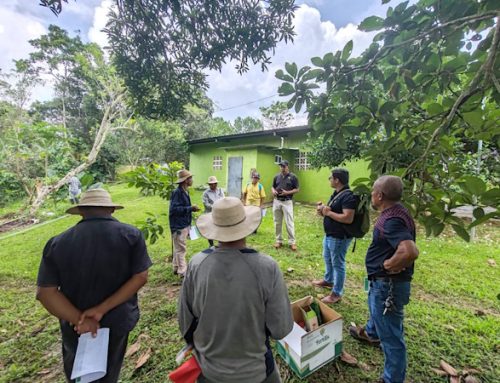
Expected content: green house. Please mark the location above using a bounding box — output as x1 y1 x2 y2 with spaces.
188 126 369 203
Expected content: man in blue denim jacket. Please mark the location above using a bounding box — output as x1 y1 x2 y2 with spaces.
349 175 419 383
169 169 200 277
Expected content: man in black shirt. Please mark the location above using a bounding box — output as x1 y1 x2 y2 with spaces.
36 188 152 383
313 168 356 304
349 176 419 383
271 160 300 250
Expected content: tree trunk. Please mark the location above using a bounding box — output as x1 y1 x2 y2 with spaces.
29 104 114 216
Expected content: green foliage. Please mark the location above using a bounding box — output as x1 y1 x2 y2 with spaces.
127 162 184 201
137 213 167 244
100 0 297 118
276 0 500 239
233 116 264 133
260 101 294 129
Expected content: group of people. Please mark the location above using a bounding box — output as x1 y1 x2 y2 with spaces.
36 161 419 383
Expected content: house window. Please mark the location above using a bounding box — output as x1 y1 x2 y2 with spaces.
213 156 223 170
295 151 311 171
274 154 282 164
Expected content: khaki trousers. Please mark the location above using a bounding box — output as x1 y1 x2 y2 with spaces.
172 226 189 275
273 199 296 245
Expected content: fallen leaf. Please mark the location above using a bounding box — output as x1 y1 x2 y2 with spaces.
286 267 294 273
37 369 51 375
487 259 496 267
126 341 141 358
340 351 357 366
431 368 448 376
135 348 151 370
449 376 460 383
464 376 480 383
440 360 458 376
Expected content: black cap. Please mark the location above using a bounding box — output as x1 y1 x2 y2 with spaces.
279 160 289 167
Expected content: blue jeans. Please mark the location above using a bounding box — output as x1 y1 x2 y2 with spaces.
365 279 411 383
322 236 352 296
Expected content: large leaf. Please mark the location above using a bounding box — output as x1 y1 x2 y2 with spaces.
462 176 486 196
285 62 298 78
480 188 500 205
468 211 500 228
452 224 470 242
359 16 384 32
462 111 483 128
379 101 398 115
275 69 294 82
311 56 323 67
278 82 295 96
342 40 353 62
426 103 443 115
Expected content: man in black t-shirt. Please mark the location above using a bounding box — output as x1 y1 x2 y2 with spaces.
36 189 152 383
271 160 300 250
313 168 356 304
349 176 419 383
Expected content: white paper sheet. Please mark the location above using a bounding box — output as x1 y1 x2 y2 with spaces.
261 208 267 217
71 328 109 383
189 225 200 240
280 322 306 357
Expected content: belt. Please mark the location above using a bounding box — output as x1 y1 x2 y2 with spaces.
368 276 411 282
276 197 292 201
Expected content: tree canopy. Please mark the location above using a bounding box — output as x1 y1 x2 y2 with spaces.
277 0 499 239
40 0 297 119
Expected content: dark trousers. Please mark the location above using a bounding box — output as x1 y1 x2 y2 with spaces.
208 239 214 247
61 325 129 383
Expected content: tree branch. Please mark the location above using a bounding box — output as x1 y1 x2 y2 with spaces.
404 15 500 176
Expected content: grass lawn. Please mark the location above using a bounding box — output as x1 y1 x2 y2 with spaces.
0 183 499 382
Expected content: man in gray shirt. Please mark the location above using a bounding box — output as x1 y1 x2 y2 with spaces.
178 197 293 383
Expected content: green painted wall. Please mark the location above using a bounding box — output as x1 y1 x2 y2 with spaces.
189 129 370 202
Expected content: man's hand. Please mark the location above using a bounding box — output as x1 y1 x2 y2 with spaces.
191 205 200 212
383 240 419 273
79 305 106 325
321 205 331 217
75 317 100 337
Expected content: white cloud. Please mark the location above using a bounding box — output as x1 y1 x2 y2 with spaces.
207 4 375 121
88 0 114 49
0 6 46 73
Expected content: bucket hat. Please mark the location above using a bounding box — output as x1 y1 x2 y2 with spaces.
175 169 193 184
207 176 219 184
66 188 123 214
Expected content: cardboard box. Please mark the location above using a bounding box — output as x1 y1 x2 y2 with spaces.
277 296 343 378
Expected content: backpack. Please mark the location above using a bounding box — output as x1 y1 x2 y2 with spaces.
328 189 370 242
246 182 263 192
343 192 370 239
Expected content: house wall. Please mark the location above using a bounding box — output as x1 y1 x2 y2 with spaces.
189 130 370 203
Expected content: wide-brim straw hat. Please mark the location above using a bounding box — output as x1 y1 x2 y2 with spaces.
207 176 219 184
175 169 193 184
196 197 261 242
66 188 124 214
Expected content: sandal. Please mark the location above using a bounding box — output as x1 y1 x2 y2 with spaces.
349 325 381 347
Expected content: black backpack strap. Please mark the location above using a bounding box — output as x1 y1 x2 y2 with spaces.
351 238 357 253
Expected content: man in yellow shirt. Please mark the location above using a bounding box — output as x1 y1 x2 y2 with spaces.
242 173 266 207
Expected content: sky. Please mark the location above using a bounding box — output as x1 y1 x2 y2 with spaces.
0 0 397 122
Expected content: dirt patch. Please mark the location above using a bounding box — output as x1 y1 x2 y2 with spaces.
0 217 34 234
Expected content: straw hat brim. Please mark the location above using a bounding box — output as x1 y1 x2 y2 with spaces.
66 203 124 215
196 205 262 242
175 175 193 184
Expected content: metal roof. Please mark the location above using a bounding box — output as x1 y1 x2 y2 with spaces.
188 125 312 145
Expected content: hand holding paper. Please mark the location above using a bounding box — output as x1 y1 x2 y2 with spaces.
71 328 109 383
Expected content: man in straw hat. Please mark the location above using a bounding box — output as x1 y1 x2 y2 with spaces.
178 197 294 383
202 176 225 247
36 188 152 382
169 169 200 277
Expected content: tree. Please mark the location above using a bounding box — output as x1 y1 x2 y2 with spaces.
277 0 499 240
260 101 293 129
233 116 264 133
29 25 87 135
29 44 131 214
39 0 297 119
